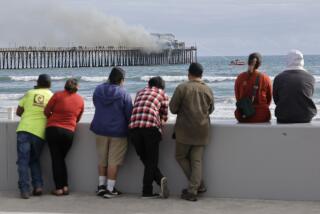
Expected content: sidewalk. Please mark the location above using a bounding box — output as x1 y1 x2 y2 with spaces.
0 191 320 214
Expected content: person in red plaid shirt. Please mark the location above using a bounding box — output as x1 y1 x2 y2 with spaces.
129 76 169 199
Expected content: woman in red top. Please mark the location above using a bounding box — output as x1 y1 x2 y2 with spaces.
234 53 272 123
44 78 84 196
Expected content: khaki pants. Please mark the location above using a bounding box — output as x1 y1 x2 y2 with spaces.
175 142 204 195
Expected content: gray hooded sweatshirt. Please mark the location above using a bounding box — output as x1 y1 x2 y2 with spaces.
273 50 317 123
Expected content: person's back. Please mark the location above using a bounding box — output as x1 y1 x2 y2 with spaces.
91 67 132 199
170 80 214 145
45 90 84 132
17 84 53 139
170 63 214 202
234 53 272 123
16 74 52 199
273 50 317 123
90 81 132 137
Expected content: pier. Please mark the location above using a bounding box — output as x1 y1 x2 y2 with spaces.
0 46 197 69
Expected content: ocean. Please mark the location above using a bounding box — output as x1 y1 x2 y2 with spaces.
1 55 320 121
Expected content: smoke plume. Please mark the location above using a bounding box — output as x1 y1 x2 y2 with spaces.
0 0 160 51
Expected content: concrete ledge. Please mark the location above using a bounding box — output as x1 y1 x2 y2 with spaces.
1 121 320 200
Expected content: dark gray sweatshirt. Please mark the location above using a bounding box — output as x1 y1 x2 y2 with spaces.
273 69 317 123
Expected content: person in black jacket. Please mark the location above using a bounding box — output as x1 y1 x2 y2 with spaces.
273 50 317 123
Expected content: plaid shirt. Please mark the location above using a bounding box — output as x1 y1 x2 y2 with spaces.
129 86 169 132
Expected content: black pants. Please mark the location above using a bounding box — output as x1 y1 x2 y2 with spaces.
129 128 164 195
46 127 74 189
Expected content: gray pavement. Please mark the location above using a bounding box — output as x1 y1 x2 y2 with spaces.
0 191 320 214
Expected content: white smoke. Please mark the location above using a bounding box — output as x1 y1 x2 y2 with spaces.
0 0 161 51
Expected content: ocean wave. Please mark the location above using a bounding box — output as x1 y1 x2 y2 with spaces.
81 76 108 82
8 76 72 81
140 75 237 83
0 93 24 100
4 75 320 84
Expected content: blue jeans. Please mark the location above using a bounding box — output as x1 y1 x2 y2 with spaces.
16 131 45 193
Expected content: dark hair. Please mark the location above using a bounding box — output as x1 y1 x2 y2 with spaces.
108 67 125 85
188 62 203 77
64 78 78 93
148 76 165 90
36 74 51 88
248 52 262 69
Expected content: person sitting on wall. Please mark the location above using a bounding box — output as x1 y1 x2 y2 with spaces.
90 67 133 199
16 74 53 199
44 78 84 196
273 50 317 123
129 76 170 199
234 53 272 123
169 63 214 202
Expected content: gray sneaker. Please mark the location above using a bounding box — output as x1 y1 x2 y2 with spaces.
181 191 197 202
160 177 169 199
20 192 30 199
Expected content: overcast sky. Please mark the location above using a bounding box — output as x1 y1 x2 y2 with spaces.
2 0 320 56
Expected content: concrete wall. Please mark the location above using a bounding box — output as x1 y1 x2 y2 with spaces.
1 121 320 200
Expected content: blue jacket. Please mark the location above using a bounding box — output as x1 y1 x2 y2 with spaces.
90 82 133 137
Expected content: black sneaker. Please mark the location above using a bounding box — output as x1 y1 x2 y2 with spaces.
141 193 160 199
96 185 106 196
198 184 207 194
103 188 122 199
181 191 197 202
111 188 122 196
160 177 169 199
182 186 206 195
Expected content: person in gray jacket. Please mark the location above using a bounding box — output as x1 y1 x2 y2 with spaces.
273 50 317 123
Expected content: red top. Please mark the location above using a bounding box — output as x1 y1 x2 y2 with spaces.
234 71 272 123
44 90 84 132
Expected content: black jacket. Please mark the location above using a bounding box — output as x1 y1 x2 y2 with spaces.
273 69 317 123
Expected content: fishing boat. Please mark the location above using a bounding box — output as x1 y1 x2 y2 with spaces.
229 59 245 66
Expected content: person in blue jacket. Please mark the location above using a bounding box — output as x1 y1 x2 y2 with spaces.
90 67 133 199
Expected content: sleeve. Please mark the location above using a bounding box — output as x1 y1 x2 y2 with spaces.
208 89 215 114
124 92 133 124
265 75 273 105
160 93 169 122
18 93 28 107
169 86 182 114
311 75 315 95
76 99 85 123
44 93 58 118
234 76 241 101
92 87 98 107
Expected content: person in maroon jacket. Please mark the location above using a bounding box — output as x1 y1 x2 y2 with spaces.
44 78 84 196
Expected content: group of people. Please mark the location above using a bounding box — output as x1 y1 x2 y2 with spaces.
15 49 317 202
16 63 214 202
235 50 316 123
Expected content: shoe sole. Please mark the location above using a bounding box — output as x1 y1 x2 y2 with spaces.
96 191 106 197
160 177 169 199
103 194 115 199
181 194 197 202
141 195 160 199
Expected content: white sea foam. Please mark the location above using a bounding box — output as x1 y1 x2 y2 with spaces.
140 75 237 83
9 76 72 81
0 94 24 100
6 75 320 84
81 76 107 82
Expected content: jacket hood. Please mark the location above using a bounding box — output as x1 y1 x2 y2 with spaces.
285 50 306 72
95 83 124 105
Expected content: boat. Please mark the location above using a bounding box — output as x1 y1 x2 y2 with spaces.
229 59 245 66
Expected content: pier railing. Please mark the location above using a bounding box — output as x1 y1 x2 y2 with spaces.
0 46 197 69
